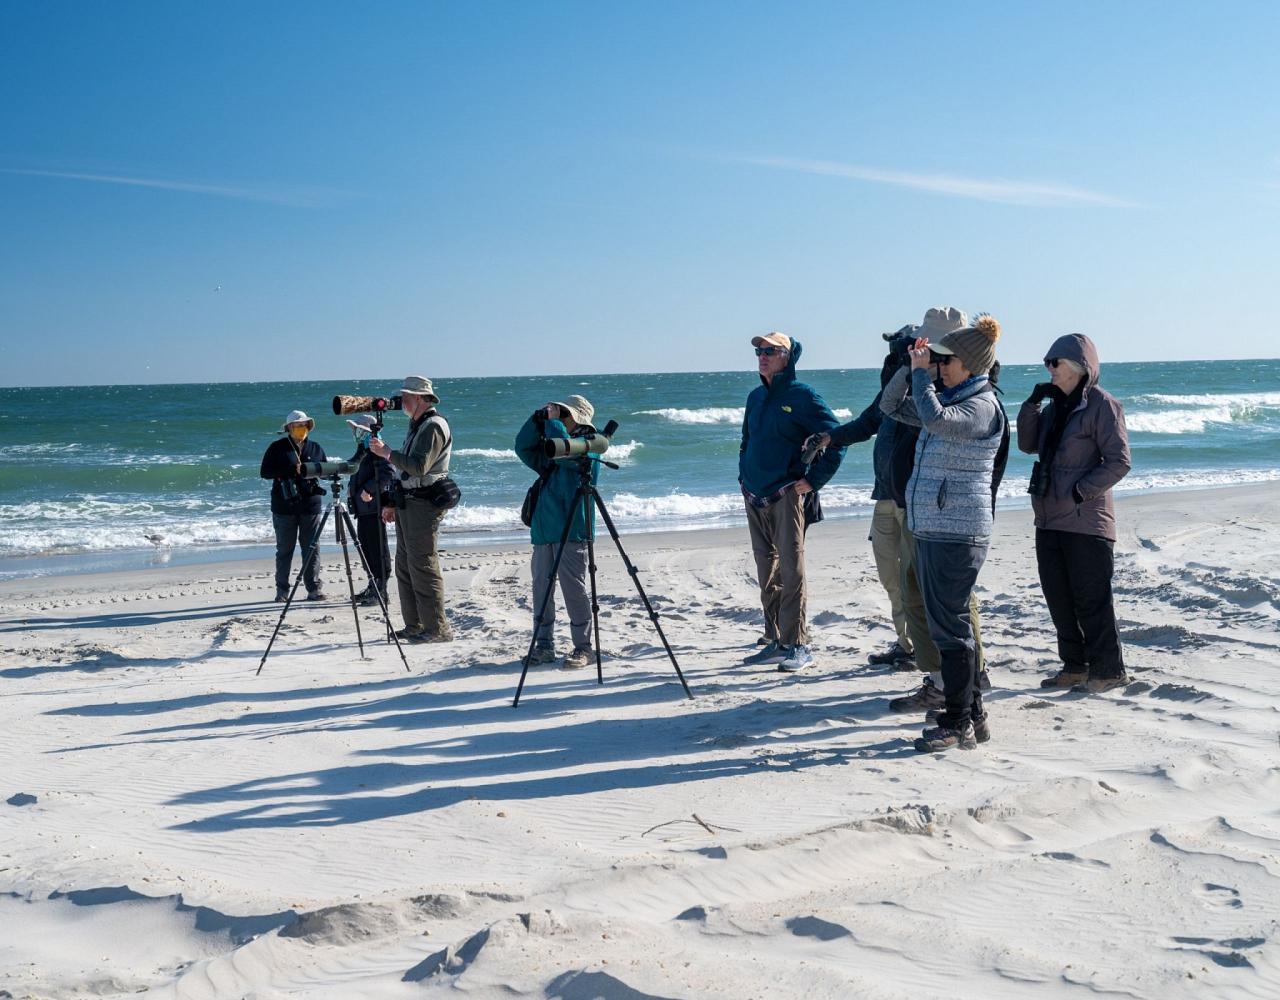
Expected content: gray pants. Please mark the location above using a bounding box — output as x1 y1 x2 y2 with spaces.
394 498 448 635
745 491 808 647
915 537 990 727
870 499 911 651
273 511 324 593
531 541 592 651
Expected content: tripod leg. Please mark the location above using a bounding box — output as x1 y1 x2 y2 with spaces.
514 483 585 708
256 505 332 676
585 531 603 686
334 505 366 658
590 488 693 699
339 506 411 672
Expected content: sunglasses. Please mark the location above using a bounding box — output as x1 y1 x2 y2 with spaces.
929 353 955 366
754 346 788 357
1046 358 1063 368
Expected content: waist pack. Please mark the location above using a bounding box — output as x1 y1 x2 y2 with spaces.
403 477 462 510
520 477 544 527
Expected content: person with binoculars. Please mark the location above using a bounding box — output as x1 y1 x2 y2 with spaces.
1018 334 1131 694
368 376 456 643
514 394 601 670
260 409 328 602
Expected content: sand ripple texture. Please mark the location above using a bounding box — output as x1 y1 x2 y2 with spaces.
1 483 1278 998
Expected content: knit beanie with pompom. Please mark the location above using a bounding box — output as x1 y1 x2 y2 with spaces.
936 315 1000 376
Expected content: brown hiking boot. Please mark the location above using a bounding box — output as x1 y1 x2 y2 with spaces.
1078 674 1129 694
1040 668 1087 689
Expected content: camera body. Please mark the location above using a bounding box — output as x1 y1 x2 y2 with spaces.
881 324 919 365
1027 461 1051 498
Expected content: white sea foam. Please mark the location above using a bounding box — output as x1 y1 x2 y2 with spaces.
1129 391 1280 407
453 440 643 463
1125 407 1236 434
636 407 854 425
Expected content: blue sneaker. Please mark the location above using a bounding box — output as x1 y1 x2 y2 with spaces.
778 644 813 673
742 640 786 665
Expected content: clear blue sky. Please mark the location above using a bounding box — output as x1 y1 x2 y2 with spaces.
3 1 1278 386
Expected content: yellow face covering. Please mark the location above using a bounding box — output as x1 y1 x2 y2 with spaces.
288 426 309 442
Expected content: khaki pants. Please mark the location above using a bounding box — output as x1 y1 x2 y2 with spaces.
394 497 449 635
870 499 912 652
745 491 808 647
896 505 984 674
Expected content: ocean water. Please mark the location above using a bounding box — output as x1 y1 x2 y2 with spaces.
2 360 1277 579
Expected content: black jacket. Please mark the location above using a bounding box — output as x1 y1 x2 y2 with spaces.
347 446 396 518
260 437 327 515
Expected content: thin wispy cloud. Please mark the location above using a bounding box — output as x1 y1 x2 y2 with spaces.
1 167 355 208
732 154 1139 209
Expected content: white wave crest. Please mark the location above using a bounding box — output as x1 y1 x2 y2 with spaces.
636 407 853 425
1129 391 1280 407
453 448 520 461
1125 407 1236 434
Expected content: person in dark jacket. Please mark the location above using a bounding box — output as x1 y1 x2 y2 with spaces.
811 326 918 668
739 332 845 674
514 394 601 670
345 414 395 606
259 409 327 602
880 316 1008 752
1019 333 1131 694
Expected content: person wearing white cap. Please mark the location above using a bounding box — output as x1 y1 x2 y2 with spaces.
369 376 455 642
345 414 395 605
259 410 328 601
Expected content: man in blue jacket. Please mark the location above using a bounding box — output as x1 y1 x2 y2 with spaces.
515 394 600 670
739 333 844 673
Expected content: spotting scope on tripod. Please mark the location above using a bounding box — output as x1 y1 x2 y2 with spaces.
513 418 693 707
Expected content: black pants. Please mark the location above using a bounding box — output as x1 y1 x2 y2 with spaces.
1035 529 1125 678
355 512 390 589
915 538 988 728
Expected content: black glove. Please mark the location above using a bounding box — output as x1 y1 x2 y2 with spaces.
1026 382 1054 406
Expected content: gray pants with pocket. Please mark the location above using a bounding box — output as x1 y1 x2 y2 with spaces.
273 511 324 593
531 541 592 651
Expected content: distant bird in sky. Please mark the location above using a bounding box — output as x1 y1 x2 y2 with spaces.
214 284 222 292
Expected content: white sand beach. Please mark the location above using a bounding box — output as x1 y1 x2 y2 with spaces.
2 484 1278 999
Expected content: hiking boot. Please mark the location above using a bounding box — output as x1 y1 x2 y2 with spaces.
868 641 912 666
358 588 386 607
306 590 327 602
1077 673 1129 694
892 653 919 672
778 644 813 673
562 646 593 670
756 634 772 646
522 645 556 667
889 678 945 713
743 640 787 666
274 588 288 602
421 629 454 644
395 626 425 642
914 721 977 752
926 709 991 744
1040 668 1087 689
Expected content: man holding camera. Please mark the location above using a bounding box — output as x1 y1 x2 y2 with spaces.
369 376 454 643
514 395 599 669
260 409 328 602
739 332 845 674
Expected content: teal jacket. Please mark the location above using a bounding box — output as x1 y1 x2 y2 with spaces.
515 414 598 545
739 339 845 497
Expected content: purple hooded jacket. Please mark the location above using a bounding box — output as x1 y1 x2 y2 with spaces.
1016 333 1131 541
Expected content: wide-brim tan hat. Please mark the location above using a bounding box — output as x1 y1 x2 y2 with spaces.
751 331 792 351
400 375 440 405
550 394 595 429
918 307 968 343
279 409 315 432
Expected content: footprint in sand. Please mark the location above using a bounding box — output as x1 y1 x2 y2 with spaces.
1194 882 1243 910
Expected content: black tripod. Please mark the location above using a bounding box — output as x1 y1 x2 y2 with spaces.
256 473 410 675
513 457 693 706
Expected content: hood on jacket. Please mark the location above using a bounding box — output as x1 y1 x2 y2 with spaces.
759 337 804 388
1044 333 1101 389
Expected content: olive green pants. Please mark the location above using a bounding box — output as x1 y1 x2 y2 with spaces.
394 498 449 635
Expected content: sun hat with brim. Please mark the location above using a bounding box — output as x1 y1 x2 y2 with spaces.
917 306 968 343
346 414 379 432
750 331 792 351
399 375 440 405
279 410 315 432
550 394 596 429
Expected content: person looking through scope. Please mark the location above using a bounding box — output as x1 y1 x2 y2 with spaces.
514 394 602 670
259 409 327 602
368 376 457 643
345 413 395 607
